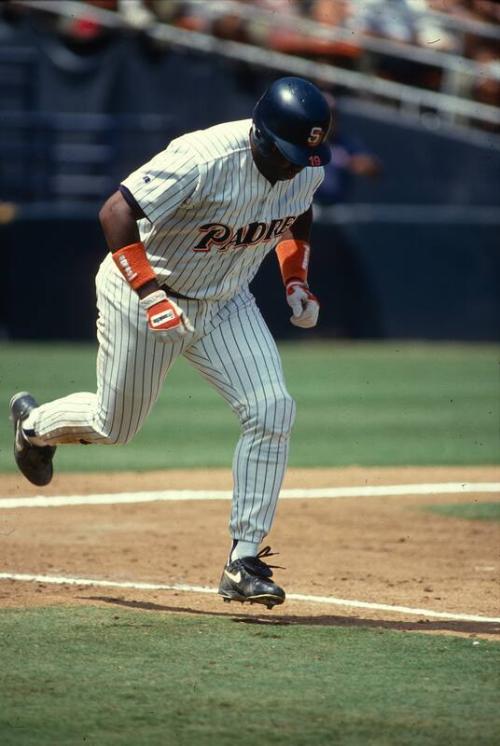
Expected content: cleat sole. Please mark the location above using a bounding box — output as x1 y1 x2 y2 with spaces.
219 591 284 608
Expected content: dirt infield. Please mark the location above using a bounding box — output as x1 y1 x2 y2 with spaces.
1 466 499 639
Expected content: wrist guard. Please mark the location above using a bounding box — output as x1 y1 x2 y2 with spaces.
276 239 310 285
112 241 156 291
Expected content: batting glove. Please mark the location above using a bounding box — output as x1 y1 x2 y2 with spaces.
139 290 194 339
286 280 320 329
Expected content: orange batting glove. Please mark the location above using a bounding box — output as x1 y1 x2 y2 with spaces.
286 280 320 329
139 290 194 340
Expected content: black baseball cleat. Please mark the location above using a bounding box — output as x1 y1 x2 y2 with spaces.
10 392 56 486
218 546 285 610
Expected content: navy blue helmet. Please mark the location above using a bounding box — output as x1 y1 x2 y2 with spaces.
252 77 332 167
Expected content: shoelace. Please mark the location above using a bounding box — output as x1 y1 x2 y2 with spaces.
254 546 285 572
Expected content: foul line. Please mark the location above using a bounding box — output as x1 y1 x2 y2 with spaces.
1 572 499 624
0 482 499 509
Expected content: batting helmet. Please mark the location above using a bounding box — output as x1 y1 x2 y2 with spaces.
252 77 332 167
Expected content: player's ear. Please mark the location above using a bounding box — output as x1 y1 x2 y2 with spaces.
252 125 277 157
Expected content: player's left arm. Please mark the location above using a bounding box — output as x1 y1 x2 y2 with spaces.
275 206 319 329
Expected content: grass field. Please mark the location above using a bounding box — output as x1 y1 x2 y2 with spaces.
0 341 498 472
1 607 499 746
1 340 499 745
426 502 500 521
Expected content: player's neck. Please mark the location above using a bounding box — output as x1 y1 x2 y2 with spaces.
249 131 278 185
252 155 279 186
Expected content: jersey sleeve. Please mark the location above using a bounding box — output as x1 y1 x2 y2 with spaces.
312 166 326 193
120 142 199 223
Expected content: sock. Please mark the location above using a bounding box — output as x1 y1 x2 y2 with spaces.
23 411 37 431
230 540 259 562
20 417 46 448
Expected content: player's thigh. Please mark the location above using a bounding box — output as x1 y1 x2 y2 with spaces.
183 295 294 423
95 269 182 430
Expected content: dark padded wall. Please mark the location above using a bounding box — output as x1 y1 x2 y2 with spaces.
1 23 499 341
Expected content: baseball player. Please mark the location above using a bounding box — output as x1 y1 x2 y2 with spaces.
10 76 332 609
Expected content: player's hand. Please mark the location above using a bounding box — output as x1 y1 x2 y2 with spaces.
139 290 194 339
286 280 319 329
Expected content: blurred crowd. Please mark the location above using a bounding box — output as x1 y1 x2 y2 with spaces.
2 0 500 118
143 0 500 111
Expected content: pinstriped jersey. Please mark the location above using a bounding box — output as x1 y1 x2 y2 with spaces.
121 119 324 301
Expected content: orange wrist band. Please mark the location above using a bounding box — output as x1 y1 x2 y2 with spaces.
112 242 156 291
276 239 310 285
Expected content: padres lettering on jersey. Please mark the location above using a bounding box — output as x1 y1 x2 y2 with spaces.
193 216 297 252
121 119 323 301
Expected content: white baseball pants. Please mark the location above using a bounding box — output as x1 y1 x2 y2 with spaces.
28 258 296 543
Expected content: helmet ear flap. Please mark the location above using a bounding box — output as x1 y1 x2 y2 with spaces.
252 125 276 158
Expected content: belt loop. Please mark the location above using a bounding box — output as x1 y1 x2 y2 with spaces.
161 284 190 301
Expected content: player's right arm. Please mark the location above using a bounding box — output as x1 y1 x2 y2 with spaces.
99 144 199 338
99 189 193 337
99 189 158 300
99 189 143 254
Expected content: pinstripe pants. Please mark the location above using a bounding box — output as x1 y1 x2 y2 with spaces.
30 257 296 543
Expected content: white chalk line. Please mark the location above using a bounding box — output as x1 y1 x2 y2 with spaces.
1 484 498 624
1 571 499 624
0 482 499 509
